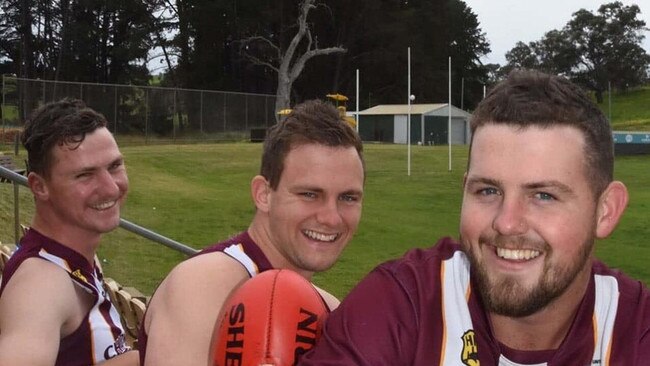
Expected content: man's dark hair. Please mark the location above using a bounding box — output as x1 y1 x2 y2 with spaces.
470 69 613 197
21 98 108 176
261 99 364 190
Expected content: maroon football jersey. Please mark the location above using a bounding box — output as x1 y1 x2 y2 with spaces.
0 229 129 366
300 237 650 366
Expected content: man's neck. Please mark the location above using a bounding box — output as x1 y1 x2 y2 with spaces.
246 217 314 281
489 265 592 351
30 215 100 265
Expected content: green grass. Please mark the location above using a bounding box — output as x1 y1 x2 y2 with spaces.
3 143 648 299
600 85 650 131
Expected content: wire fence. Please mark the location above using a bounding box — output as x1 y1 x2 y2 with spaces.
1 76 277 147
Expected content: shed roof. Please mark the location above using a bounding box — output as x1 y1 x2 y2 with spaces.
357 103 471 118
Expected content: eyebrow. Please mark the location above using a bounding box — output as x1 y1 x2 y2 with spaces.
524 181 575 196
292 185 363 196
465 176 575 196
72 156 124 175
465 176 500 188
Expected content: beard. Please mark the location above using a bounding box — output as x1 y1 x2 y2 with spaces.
462 233 594 317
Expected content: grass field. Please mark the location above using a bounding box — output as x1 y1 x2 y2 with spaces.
2 142 649 299
601 86 650 131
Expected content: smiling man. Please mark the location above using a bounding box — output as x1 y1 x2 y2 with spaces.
0 99 138 365
139 99 365 366
299 70 650 365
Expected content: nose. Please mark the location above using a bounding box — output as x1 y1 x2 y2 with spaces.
98 169 123 197
492 196 528 236
316 199 344 228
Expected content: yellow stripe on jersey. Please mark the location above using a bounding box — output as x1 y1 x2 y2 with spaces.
592 274 619 366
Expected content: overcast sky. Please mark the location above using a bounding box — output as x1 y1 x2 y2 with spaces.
461 0 650 66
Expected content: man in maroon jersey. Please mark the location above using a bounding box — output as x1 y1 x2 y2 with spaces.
139 100 365 366
299 70 649 365
0 99 138 365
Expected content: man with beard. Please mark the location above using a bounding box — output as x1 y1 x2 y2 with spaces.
298 70 650 365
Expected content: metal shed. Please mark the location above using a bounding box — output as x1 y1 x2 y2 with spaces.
356 103 472 145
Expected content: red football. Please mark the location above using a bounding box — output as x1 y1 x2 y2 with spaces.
210 269 329 366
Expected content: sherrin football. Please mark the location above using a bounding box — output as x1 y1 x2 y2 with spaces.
210 269 329 366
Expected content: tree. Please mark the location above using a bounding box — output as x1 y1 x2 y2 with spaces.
239 0 346 117
291 0 490 110
568 2 649 101
503 1 649 103
0 0 155 84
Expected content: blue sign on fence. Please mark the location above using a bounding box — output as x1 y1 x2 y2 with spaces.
613 132 650 144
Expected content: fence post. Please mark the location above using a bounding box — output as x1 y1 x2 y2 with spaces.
13 133 20 243
173 89 177 142
114 86 118 136
223 93 227 132
2 75 5 141
200 90 204 136
145 88 149 145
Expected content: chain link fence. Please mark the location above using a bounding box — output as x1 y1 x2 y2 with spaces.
1 76 277 147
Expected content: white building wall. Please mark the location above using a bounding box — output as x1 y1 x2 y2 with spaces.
451 118 466 144
393 115 407 144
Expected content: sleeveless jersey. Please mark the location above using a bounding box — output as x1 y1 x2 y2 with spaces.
300 237 650 366
138 231 274 364
0 229 129 366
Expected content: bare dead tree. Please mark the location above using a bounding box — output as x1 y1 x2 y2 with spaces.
240 0 346 121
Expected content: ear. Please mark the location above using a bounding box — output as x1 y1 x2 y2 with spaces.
251 175 271 213
27 172 49 201
595 181 629 239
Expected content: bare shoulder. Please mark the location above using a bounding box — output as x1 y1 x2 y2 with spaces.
1 257 77 313
0 258 78 364
148 252 250 316
143 252 251 366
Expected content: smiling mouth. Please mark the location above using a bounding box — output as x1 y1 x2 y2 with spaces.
496 247 541 260
303 229 339 242
91 200 118 211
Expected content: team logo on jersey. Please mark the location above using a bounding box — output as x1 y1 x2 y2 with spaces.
461 330 480 366
71 269 88 283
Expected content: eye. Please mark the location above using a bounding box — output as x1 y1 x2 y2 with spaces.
534 192 556 201
477 187 500 196
109 161 124 170
339 194 359 203
75 172 92 179
300 192 317 199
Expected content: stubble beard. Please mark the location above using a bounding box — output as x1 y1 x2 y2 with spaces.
463 233 594 318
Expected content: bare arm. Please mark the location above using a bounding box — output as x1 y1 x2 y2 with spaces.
0 259 75 366
98 350 140 366
143 253 248 366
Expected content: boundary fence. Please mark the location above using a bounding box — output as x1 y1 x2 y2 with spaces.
1 76 277 145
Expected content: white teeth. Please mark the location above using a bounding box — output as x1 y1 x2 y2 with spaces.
92 201 117 210
496 248 541 260
303 230 338 242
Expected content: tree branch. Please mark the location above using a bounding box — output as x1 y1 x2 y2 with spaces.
245 54 280 73
241 36 281 60
289 46 346 81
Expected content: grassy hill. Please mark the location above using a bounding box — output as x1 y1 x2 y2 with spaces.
600 85 650 131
